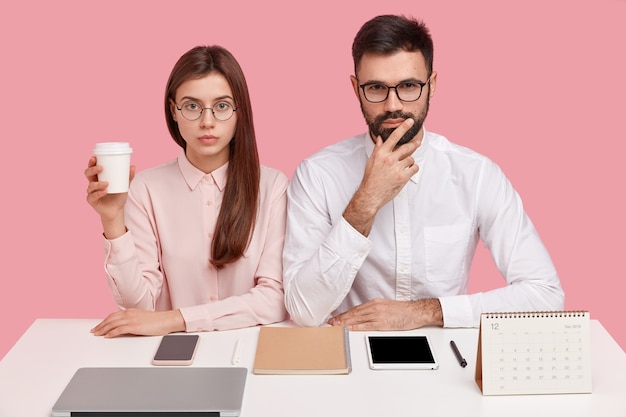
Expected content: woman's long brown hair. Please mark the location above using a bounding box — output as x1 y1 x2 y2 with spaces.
164 45 260 269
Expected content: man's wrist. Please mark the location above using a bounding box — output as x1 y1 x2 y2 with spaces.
343 191 379 237
412 298 444 327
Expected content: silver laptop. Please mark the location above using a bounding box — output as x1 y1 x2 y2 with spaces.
52 367 247 416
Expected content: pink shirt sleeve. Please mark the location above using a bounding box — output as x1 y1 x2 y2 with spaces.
103 155 288 331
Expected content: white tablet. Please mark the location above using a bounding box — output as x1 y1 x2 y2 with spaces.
365 335 439 370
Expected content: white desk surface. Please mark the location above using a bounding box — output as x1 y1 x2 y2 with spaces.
0 319 624 417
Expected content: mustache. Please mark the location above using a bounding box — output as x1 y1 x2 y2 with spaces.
374 111 414 124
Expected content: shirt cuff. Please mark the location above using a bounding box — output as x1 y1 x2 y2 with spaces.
103 230 135 264
327 217 373 264
179 305 213 333
438 294 476 328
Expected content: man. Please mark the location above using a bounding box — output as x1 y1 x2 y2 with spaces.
283 14 564 330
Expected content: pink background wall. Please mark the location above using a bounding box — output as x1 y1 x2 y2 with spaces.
1 0 624 359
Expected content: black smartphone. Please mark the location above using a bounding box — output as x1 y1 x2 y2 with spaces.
152 334 200 366
366 335 439 370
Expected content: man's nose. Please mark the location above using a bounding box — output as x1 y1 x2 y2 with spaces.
383 88 403 113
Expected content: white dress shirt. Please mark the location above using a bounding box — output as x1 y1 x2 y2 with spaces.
283 130 564 328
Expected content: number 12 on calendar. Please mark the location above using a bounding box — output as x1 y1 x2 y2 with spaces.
475 311 592 396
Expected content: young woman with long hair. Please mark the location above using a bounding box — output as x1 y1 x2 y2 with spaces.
84 45 288 337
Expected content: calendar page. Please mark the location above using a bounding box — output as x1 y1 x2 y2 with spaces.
475 311 592 396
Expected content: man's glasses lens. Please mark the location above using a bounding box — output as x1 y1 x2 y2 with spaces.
360 81 426 103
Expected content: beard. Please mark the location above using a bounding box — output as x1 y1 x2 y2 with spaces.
361 96 430 146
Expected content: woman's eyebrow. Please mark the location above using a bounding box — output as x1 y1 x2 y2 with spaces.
179 94 234 103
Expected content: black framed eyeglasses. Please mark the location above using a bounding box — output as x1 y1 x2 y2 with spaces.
175 99 237 121
358 79 429 103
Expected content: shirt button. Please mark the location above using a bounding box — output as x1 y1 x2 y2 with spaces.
209 296 217 302
206 200 212 206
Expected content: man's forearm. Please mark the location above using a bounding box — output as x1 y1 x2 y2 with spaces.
410 298 444 327
343 189 379 237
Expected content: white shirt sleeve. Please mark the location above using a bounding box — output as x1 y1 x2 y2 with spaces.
283 160 373 326
439 158 564 327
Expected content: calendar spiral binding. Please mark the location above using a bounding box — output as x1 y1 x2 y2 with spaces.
483 310 589 319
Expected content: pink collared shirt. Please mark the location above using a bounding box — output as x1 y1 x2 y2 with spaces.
103 153 288 331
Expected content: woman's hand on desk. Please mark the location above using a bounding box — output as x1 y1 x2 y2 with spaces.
91 308 186 338
327 298 444 331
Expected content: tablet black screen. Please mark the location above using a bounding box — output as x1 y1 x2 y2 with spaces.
368 336 435 364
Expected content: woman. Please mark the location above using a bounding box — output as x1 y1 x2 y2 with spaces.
85 45 288 337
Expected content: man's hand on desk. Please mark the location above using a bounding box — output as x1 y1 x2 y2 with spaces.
327 298 444 331
91 308 185 338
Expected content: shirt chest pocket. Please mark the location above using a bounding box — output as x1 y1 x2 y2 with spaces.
424 224 470 282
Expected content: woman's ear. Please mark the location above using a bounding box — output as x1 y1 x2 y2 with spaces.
169 99 178 122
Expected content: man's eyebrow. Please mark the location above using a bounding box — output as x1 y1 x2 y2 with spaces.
361 77 426 85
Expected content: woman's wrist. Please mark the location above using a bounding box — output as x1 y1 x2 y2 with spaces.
168 309 186 333
102 217 127 240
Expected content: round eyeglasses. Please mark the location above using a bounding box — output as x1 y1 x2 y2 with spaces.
358 79 429 103
175 100 237 122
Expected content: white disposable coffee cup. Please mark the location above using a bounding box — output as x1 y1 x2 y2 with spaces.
93 142 133 194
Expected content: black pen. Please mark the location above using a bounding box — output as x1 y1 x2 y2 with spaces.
450 340 467 368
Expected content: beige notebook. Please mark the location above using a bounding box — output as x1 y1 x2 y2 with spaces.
253 326 351 375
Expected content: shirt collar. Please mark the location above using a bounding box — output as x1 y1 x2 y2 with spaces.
177 152 228 191
362 128 429 184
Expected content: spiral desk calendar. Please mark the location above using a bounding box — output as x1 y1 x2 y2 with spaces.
475 311 592 395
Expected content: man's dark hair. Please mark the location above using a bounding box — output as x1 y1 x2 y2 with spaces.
352 14 434 75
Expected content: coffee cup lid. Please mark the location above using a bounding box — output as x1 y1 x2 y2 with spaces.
93 142 133 155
